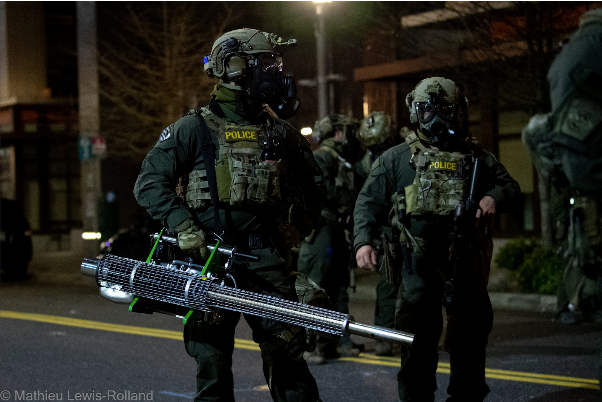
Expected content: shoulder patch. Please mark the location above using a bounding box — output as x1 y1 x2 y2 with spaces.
559 97 602 142
159 125 172 142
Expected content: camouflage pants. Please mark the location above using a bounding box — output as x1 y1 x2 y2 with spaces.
394 248 493 402
184 247 320 402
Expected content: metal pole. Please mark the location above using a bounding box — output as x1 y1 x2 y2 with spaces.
315 3 328 120
77 2 102 256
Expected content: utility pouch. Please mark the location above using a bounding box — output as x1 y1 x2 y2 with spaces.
381 234 401 286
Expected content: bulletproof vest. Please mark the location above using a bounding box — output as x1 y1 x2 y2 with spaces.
176 107 286 210
404 148 470 216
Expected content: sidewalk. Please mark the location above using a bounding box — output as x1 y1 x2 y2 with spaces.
350 268 557 313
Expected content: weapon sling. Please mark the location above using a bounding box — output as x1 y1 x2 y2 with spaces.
197 113 223 235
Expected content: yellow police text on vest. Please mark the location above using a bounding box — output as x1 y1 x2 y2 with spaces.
429 161 457 171
225 131 257 141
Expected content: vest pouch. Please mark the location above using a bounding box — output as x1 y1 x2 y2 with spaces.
228 160 284 207
216 160 232 202
230 175 248 206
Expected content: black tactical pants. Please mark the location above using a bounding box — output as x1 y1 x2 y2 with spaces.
297 218 352 353
394 248 493 402
375 262 399 329
184 247 321 402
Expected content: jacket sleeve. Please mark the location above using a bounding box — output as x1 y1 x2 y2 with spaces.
483 152 523 214
283 125 326 236
353 156 393 252
133 119 200 231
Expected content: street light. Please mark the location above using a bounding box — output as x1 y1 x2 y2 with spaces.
301 127 313 136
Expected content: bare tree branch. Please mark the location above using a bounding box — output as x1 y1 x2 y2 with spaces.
98 2 241 159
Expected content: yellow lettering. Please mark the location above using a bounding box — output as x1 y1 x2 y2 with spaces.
428 160 458 171
225 130 258 141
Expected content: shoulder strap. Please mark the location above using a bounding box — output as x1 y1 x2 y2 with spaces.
195 110 223 235
404 133 427 156
199 107 227 133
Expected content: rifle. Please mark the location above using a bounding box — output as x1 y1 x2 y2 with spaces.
82 232 415 346
442 156 491 352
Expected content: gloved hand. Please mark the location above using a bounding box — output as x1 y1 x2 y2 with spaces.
175 218 209 260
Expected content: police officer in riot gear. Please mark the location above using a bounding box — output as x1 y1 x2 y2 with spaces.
356 111 399 357
354 77 521 402
134 28 325 402
298 114 364 364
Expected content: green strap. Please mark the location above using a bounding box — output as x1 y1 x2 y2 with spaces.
146 228 164 264
200 240 221 276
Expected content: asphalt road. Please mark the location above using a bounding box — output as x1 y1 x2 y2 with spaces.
1 252 601 402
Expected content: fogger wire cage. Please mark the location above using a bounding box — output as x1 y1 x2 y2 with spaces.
91 254 349 335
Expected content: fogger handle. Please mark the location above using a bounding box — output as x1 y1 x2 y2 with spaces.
151 234 260 261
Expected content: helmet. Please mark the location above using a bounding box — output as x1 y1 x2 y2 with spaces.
204 28 299 118
405 77 468 146
358 111 392 147
204 28 295 89
313 114 356 142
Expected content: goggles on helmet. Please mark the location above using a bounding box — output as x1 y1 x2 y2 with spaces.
416 101 456 124
254 53 283 74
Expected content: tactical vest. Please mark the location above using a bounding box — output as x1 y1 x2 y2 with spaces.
176 108 286 210
403 134 470 216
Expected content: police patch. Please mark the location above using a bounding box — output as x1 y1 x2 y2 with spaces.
224 130 258 142
159 126 172 142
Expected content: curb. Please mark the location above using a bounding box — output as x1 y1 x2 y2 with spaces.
350 282 557 313
489 292 557 313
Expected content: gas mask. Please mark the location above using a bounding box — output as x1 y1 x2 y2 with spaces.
415 97 464 147
250 54 300 119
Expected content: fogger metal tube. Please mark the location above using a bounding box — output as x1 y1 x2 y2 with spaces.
82 255 414 346
348 322 414 345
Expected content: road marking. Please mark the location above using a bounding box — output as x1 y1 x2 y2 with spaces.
0 310 259 350
340 355 600 390
1 310 598 389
